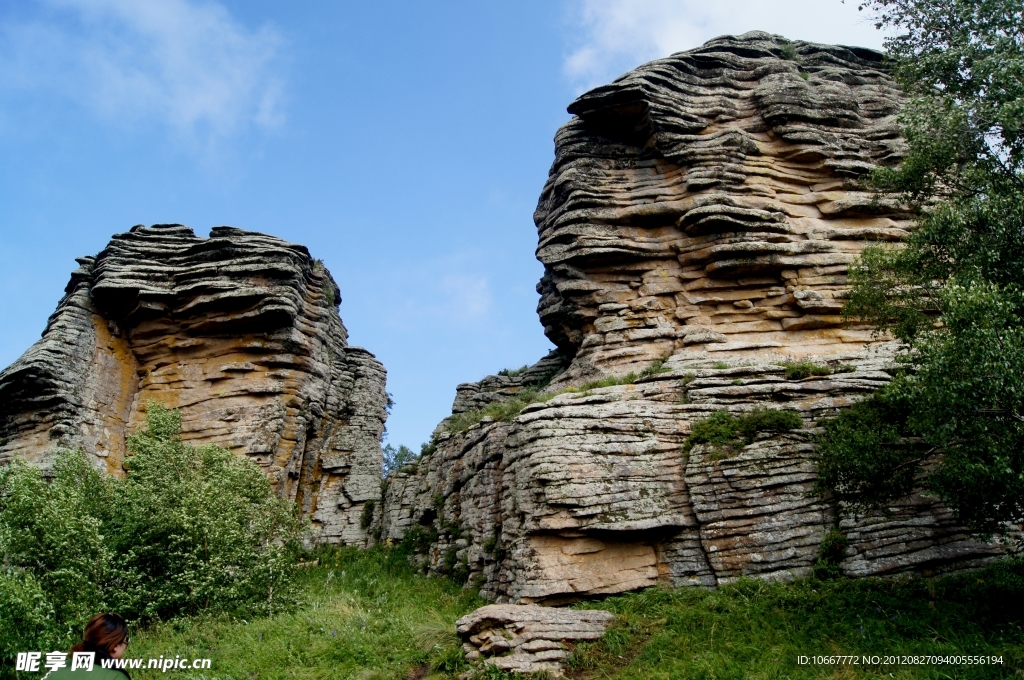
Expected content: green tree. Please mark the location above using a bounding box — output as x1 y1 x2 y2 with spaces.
109 404 305 620
818 0 1024 535
0 453 112 655
0 404 305 666
382 443 417 477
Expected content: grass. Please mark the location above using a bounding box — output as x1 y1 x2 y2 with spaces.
442 387 558 433
122 546 482 680
780 360 857 380
62 549 1024 680
682 408 803 457
567 559 1024 679
442 360 671 435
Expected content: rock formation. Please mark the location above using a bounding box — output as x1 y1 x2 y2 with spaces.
457 604 615 676
378 33 1005 603
0 225 387 544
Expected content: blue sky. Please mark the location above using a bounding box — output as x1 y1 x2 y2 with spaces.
0 0 888 450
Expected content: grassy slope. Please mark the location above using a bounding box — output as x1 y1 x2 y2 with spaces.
568 560 1024 679
119 551 1023 680
126 547 481 680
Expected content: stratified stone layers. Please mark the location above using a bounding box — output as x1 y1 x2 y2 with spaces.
0 225 387 544
379 33 1004 603
457 604 615 675
384 349 1002 603
535 32 911 381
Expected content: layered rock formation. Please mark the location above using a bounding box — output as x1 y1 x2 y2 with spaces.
379 33 1005 603
457 604 615 675
537 31 910 380
0 225 387 544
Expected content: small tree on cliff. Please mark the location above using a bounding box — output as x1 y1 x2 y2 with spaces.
818 0 1024 535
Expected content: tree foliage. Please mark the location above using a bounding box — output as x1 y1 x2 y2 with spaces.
0 404 305 664
382 443 417 477
819 0 1024 535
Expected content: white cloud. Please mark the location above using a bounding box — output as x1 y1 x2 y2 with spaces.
564 0 890 92
0 0 284 143
439 274 493 321
368 259 495 333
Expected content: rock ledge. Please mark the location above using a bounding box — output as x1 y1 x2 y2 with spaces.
457 604 615 676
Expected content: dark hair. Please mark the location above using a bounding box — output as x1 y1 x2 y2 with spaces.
71 613 128 656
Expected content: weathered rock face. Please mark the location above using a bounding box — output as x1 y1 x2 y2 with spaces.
0 225 387 544
457 604 615 676
379 33 1005 603
536 31 910 382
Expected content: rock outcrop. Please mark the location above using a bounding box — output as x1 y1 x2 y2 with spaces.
457 604 615 676
379 33 1005 603
536 31 910 381
0 225 387 544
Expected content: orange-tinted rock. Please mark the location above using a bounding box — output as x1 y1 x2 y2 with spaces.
0 224 387 544
534 31 911 383
378 33 1006 604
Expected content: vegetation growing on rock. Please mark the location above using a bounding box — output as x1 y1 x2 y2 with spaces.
683 408 804 457
821 0 1024 537
442 360 671 435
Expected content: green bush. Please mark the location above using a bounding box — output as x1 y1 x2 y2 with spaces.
814 386 921 512
683 408 803 457
360 499 377 530
813 527 849 580
0 452 113 657
781 360 834 380
0 404 305 665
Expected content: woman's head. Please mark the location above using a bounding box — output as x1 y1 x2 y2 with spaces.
72 613 129 659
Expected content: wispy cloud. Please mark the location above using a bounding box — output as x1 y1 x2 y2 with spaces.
563 0 888 92
368 257 495 333
0 0 284 145
439 274 493 321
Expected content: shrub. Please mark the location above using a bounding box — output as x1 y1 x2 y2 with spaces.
813 527 849 580
400 525 438 558
111 405 304 620
0 452 112 657
781 360 833 380
683 408 803 458
814 387 921 513
360 499 377 530
0 404 305 663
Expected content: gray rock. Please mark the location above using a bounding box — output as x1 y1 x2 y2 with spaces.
0 224 388 544
378 33 1006 605
457 604 614 677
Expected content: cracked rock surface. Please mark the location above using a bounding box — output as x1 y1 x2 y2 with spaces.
536 31 910 382
379 33 1006 604
456 604 615 676
0 224 388 544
